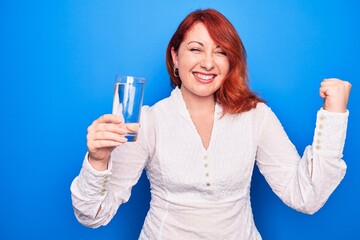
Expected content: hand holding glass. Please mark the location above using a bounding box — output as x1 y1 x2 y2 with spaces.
112 75 145 142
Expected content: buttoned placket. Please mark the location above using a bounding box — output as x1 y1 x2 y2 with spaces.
202 153 213 192
315 114 326 151
100 175 110 196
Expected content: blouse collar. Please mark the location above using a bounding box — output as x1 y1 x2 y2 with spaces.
170 87 223 121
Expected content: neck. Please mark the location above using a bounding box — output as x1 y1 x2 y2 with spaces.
180 89 216 115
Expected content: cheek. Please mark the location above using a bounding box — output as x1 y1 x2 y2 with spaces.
218 59 230 74
178 52 201 67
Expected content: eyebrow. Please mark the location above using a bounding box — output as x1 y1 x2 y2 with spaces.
187 41 222 48
187 41 204 46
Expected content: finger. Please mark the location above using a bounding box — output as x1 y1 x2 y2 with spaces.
321 78 339 87
93 114 122 124
320 79 351 94
319 83 331 98
319 87 327 98
88 139 126 150
87 131 128 146
91 131 127 142
319 78 344 97
87 130 126 147
91 122 128 135
126 123 140 132
342 81 352 90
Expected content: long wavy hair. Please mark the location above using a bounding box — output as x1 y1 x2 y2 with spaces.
166 9 264 114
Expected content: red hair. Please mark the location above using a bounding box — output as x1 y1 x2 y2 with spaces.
166 9 264 114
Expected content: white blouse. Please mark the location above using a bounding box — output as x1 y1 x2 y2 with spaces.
71 87 348 239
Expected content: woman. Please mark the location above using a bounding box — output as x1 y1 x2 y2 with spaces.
71 9 351 239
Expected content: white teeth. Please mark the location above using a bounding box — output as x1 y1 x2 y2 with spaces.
195 73 214 80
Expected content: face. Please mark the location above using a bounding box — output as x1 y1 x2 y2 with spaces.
171 22 230 101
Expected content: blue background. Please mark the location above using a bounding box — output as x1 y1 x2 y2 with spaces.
1 0 359 239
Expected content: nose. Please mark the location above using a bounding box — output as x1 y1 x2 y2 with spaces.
200 53 215 71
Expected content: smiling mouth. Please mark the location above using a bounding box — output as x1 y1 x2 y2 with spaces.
193 72 217 82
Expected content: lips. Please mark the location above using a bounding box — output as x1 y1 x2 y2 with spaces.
193 72 217 84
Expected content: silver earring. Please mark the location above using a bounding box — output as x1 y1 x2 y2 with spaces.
173 67 179 77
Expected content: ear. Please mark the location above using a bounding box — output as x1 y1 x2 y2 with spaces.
171 47 178 67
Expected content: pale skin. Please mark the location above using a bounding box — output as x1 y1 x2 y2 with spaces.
86 23 352 172
171 23 230 150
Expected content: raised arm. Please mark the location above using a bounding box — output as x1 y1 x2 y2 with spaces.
70 108 149 228
256 78 351 214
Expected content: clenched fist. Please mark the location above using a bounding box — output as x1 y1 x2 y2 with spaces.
320 78 351 113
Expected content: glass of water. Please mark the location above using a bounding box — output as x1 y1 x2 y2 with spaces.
112 75 145 141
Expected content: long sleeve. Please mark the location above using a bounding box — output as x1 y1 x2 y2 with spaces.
70 87 350 238
70 106 151 228
255 106 348 214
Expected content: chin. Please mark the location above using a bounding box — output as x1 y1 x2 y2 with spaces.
194 88 217 98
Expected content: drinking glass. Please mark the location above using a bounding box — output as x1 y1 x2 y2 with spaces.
112 75 145 141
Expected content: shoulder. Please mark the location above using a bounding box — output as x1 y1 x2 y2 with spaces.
246 102 273 117
144 95 173 115
242 102 281 127
140 91 175 121
221 102 275 125
144 88 181 115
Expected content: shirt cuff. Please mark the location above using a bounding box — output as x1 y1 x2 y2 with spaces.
77 152 113 198
312 108 349 158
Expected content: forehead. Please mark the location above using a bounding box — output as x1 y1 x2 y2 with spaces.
184 22 214 44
